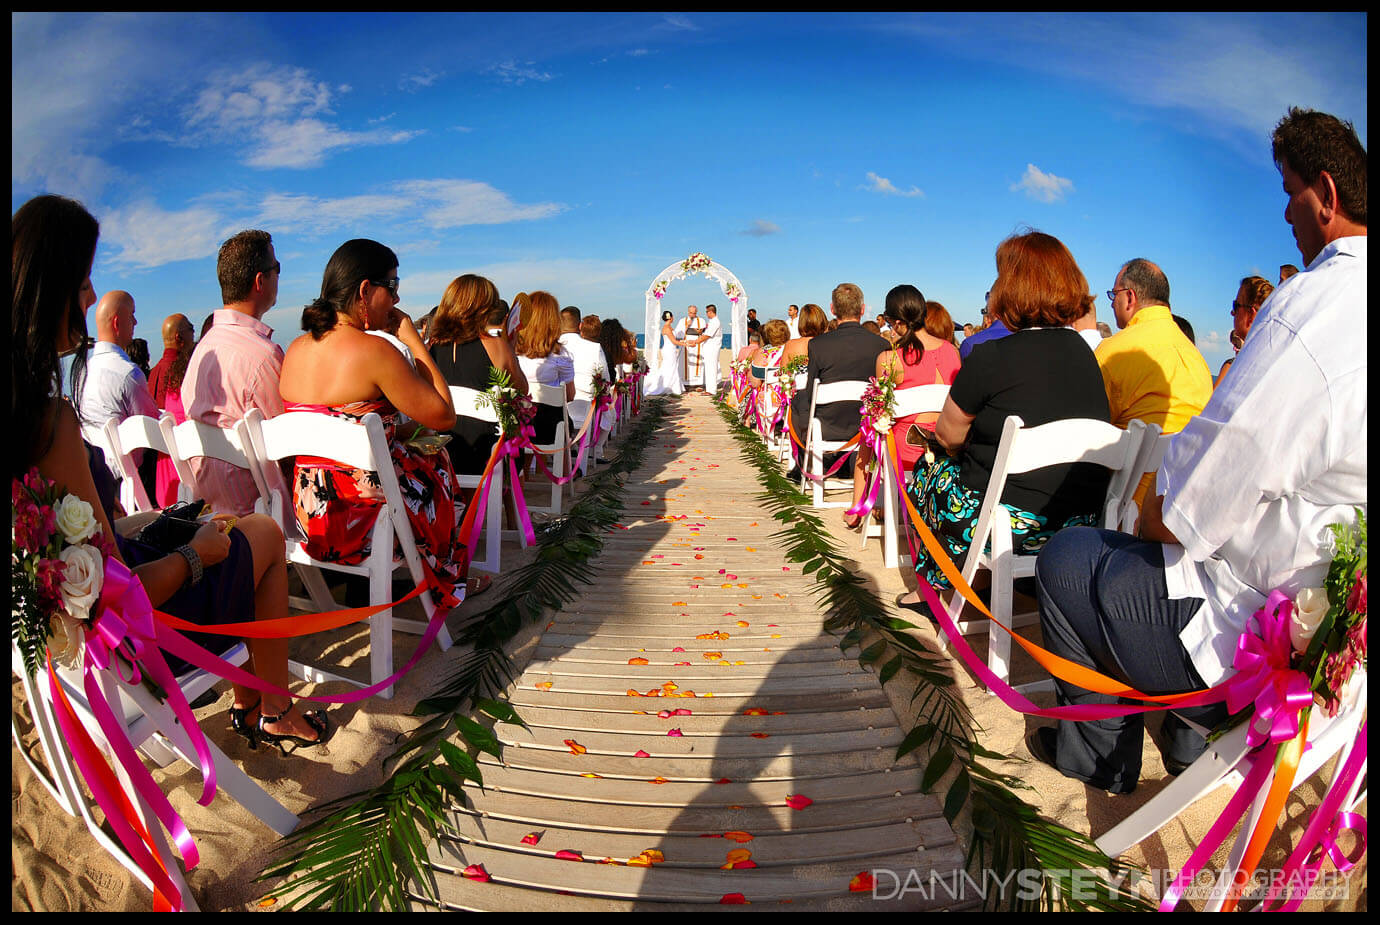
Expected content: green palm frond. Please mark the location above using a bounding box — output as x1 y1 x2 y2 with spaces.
714 399 1152 912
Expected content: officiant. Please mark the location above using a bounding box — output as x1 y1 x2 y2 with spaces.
675 305 707 389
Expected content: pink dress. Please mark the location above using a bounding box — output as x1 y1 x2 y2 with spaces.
885 341 961 473
155 390 186 507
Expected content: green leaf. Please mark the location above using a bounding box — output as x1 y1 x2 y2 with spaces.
476 697 527 729
921 743 955 791
858 639 887 664
438 740 484 786
896 724 937 759
878 654 902 685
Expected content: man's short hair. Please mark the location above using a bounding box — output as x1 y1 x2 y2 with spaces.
217 230 274 304
831 283 864 320
1172 314 1195 345
1119 258 1171 308
1272 107 1367 225
560 306 580 329
579 315 602 340
1280 263 1300 281
705 303 716 312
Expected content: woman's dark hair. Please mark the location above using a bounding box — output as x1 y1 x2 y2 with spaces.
302 238 398 340
599 318 627 379
661 310 673 323
884 284 928 365
12 195 101 475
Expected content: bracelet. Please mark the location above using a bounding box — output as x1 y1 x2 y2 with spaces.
174 544 204 588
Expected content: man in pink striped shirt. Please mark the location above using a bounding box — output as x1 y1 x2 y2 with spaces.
181 230 286 515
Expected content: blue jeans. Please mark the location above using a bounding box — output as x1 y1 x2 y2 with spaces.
1035 527 1226 793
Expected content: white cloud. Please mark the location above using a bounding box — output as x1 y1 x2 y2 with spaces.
662 14 699 31
1011 163 1074 203
101 200 229 270
743 220 781 237
184 64 420 169
486 61 555 85
400 68 442 91
864 171 924 198
394 179 564 228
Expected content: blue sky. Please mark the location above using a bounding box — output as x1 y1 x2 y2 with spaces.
12 12 1367 370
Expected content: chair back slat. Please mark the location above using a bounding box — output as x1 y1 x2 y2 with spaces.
448 386 501 426
892 383 949 418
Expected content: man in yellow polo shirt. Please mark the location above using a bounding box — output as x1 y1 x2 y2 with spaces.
1095 258 1213 512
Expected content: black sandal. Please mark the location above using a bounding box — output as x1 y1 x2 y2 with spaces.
258 702 330 753
229 698 261 750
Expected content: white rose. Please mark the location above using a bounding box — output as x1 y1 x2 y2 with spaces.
58 543 105 622
54 494 99 545
1290 587 1330 653
874 416 893 435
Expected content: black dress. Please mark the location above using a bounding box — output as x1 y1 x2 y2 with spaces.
87 441 250 676
431 338 500 475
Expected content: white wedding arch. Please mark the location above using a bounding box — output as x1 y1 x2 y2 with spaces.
643 253 748 361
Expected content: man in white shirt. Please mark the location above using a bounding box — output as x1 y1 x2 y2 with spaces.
1029 107 1367 794
78 290 160 489
700 304 723 394
675 305 706 389
559 310 608 428
786 304 800 339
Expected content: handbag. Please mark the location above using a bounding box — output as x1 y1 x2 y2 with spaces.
132 499 209 551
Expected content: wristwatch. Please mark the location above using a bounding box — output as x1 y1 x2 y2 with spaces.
174 544 204 588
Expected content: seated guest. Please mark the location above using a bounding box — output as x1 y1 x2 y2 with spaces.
428 274 527 477
148 313 197 505
599 318 636 382
561 313 608 428
279 238 485 610
1279 263 1299 284
78 290 160 490
127 337 151 378
752 319 793 434
897 231 1111 610
1031 107 1366 793
1095 258 1213 514
182 230 286 516
1216 275 1273 386
14 194 327 750
789 283 890 453
847 286 962 528
958 288 1011 361
736 329 763 364
922 301 958 350
776 303 827 375
515 290 576 444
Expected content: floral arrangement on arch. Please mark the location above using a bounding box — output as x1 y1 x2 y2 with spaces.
1285 510 1366 718
724 282 742 304
12 469 115 676
680 252 712 274
476 368 537 439
652 279 669 301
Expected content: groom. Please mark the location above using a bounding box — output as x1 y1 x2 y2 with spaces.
675 305 707 389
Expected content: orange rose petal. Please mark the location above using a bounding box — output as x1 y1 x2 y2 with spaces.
850 872 876 893
564 739 587 755
649 776 670 784
626 855 652 867
639 849 665 863
737 621 750 628
743 708 768 716
256 898 278 908
751 732 770 739
703 652 722 660
628 657 649 665
627 689 641 697
723 831 754 843
674 661 691 666
535 681 553 690
597 857 618 865
581 772 602 778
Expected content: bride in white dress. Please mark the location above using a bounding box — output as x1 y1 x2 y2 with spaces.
643 310 685 396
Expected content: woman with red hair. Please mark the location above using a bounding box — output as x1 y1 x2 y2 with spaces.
897 231 1112 613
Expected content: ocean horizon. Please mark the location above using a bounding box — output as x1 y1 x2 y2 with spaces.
636 334 732 350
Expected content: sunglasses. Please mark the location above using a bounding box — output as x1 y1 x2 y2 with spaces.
371 277 400 297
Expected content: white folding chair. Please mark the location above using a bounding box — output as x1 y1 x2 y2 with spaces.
103 413 175 514
941 415 1144 692
159 416 274 514
525 382 572 513
800 379 870 508
1097 672 1367 911
1116 422 1173 533
242 409 454 700
12 642 299 909
862 383 950 569
447 387 504 574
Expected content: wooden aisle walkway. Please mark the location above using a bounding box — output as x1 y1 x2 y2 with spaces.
421 394 971 910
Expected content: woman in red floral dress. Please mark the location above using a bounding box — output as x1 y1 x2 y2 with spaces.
279 239 487 611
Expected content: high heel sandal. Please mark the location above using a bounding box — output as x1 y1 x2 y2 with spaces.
257 701 331 753
229 698 261 750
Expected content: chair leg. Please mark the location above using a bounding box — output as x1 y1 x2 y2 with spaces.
369 564 394 700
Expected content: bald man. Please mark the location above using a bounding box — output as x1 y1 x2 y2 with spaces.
147 312 195 409
78 290 160 484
